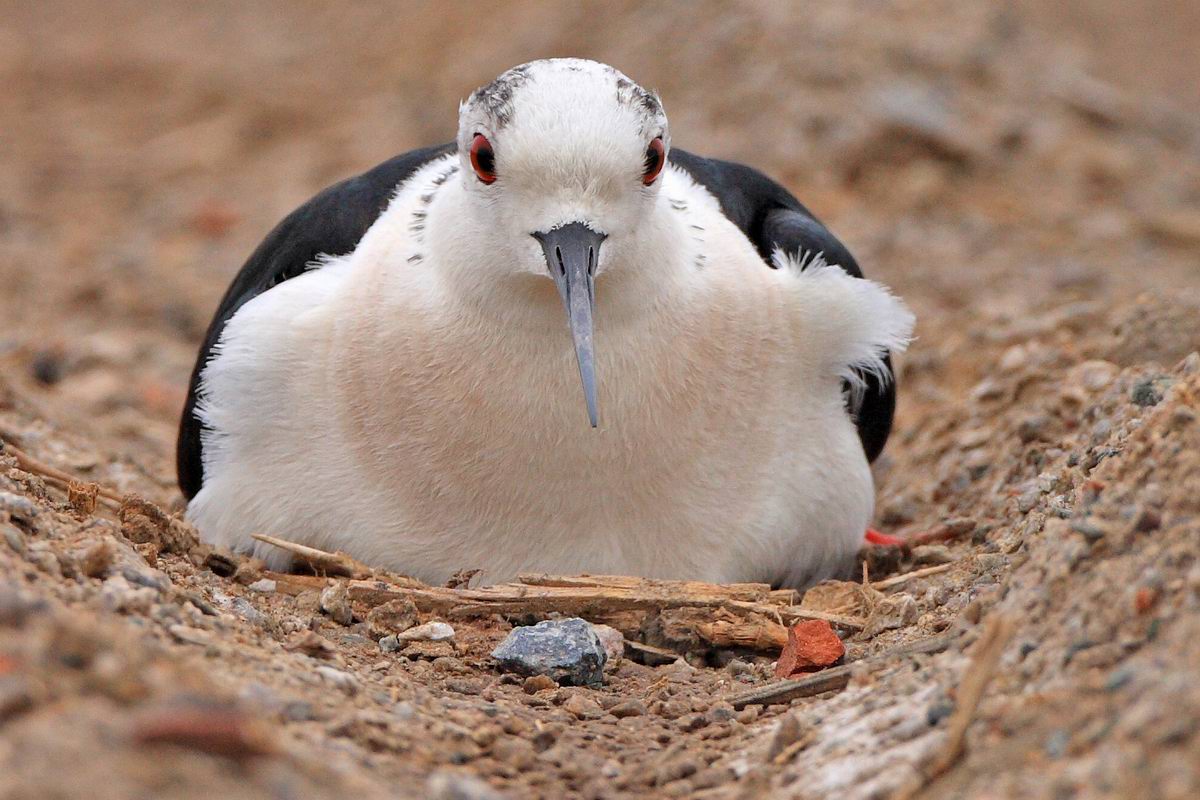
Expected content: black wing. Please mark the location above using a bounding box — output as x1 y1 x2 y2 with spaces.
176 143 456 500
669 148 896 463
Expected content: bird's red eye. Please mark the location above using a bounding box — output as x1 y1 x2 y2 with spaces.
470 133 497 184
642 136 665 185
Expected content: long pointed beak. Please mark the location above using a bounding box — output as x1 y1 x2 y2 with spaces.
532 222 607 428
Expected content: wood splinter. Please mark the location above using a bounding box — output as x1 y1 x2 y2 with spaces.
250 533 376 578
0 437 124 505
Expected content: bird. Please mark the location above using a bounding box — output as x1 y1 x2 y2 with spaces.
177 59 913 589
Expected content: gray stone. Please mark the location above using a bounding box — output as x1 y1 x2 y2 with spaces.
230 597 269 627
2 524 26 555
247 578 276 593
0 492 38 523
100 575 157 613
863 593 919 636
1131 379 1163 407
314 665 360 695
426 770 508 800
490 618 607 687
118 563 171 591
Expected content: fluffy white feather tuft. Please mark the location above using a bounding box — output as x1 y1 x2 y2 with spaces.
772 248 915 395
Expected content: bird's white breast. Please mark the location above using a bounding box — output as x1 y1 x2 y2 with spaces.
188 161 910 588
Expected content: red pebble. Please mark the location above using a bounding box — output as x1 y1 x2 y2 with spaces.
774 620 846 678
1134 587 1158 614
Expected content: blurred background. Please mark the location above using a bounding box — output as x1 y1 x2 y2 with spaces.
0 0 1198 490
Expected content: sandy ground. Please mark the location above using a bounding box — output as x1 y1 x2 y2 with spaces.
1 2 1199 798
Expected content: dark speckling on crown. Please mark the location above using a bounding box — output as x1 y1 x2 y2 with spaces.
615 76 662 117
471 62 662 129
469 63 533 128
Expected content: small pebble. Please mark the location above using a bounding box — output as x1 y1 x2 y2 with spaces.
0 676 35 722
247 579 276 594
675 713 708 732
285 630 338 660
319 583 354 626
706 702 735 725
314 666 360 695
1070 519 1107 543
531 723 561 751
1130 379 1163 407
366 598 419 638
282 700 316 722
912 544 954 565
725 659 754 679
169 625 214 646
425 770 507 800
589 623 625 665
522 675 557 694
735 706 760 725
2 525 27 555
396 621 455 643
656 698 690 720
1045 729 1069 759
654 757 700 787
926 697 955 725
0 589 45 627
0 493 38 523
1104 666 1135 692
562 693 603 720
404 641 457 661
863 594 919 636
229 598 269 627
492 737 537 768
609 699 646 718
101 575 157 614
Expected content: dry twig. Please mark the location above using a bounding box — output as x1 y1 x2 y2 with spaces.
0 438 123 505
250 533 375 578
725 632 956 708
891 615 1016 800
871 562 955 590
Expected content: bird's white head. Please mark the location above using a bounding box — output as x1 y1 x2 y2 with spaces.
450 59 670 426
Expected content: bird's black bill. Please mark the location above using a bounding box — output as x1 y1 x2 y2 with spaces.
532 222 607 428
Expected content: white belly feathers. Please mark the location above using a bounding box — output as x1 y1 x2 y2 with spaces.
187 165 912 588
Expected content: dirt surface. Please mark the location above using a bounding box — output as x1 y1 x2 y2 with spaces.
2 2 1200 798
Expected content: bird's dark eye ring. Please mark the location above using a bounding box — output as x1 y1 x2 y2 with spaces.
470 133 497 184
643 136 665 185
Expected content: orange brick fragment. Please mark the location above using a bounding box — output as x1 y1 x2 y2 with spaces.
773 619 845 678
1134 587 1158 614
